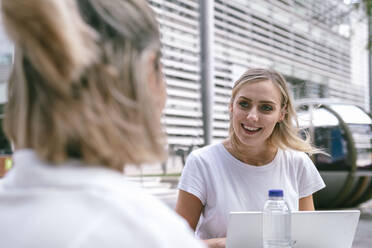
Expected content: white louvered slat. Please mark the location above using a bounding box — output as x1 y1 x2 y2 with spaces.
149 0 202 146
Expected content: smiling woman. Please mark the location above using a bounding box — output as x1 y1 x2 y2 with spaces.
0 0 205 247
175 68 326 248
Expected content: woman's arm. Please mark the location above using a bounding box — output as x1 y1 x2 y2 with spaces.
299 194 315 211
175 190 226 248
175 190 203 230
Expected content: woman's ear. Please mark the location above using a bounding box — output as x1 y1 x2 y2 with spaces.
229 100 234 114
278 106 287 122
147 52 158 87
147 52 166 116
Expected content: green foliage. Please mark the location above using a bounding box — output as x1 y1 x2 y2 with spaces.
363 0 372 16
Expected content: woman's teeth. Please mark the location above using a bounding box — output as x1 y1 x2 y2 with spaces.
242 124 261 131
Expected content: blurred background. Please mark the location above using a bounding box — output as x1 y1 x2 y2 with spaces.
1 0 372 246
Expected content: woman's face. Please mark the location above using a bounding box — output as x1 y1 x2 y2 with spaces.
230 80 284 149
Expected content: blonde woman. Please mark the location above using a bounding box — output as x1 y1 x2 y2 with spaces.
0 0 205 248
176 68 325 248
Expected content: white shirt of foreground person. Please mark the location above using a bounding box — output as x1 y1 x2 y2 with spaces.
0 149 206 248
178 143 325 239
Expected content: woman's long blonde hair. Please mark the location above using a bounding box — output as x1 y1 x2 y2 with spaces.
1 0 166 170
229 68 319 155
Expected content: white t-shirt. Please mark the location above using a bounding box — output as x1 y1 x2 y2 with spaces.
178 143 325 239
0 149 206 248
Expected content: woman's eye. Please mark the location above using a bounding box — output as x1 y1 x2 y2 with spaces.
260 105 273 111
239 102 249 108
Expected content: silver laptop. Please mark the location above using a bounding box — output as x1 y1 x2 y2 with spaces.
226 210 360 248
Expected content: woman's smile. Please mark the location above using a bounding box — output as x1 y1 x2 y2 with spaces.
241 124 262 134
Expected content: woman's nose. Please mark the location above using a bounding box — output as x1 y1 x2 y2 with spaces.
246 107 259 121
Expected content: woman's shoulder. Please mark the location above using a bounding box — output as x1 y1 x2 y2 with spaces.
89 179 185 226
75 181 204 247
279 148 313 166
184 143 228 171
189 142 223 159
281 148 308 157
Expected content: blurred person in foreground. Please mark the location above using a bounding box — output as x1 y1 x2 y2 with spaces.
0 0 205 247
175 68 325 248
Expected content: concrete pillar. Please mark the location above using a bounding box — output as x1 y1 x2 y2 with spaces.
199 0 214 145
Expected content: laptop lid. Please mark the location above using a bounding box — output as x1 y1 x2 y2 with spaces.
226 210 360 248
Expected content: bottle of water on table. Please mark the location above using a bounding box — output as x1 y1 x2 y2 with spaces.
263 189 292 248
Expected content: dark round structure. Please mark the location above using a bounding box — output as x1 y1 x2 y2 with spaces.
0 104 12 177
296 99 372 209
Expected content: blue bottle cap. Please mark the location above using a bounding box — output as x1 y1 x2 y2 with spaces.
268 189 283 197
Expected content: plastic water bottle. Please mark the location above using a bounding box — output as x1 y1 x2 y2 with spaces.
262 189 292 248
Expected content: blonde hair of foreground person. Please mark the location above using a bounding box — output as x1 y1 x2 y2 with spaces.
2 0 166 169
229 68 320 155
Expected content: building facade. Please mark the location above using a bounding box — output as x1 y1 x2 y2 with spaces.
149 0 368 147
0 0 368 149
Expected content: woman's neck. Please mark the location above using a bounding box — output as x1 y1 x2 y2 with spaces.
222 138 278 166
